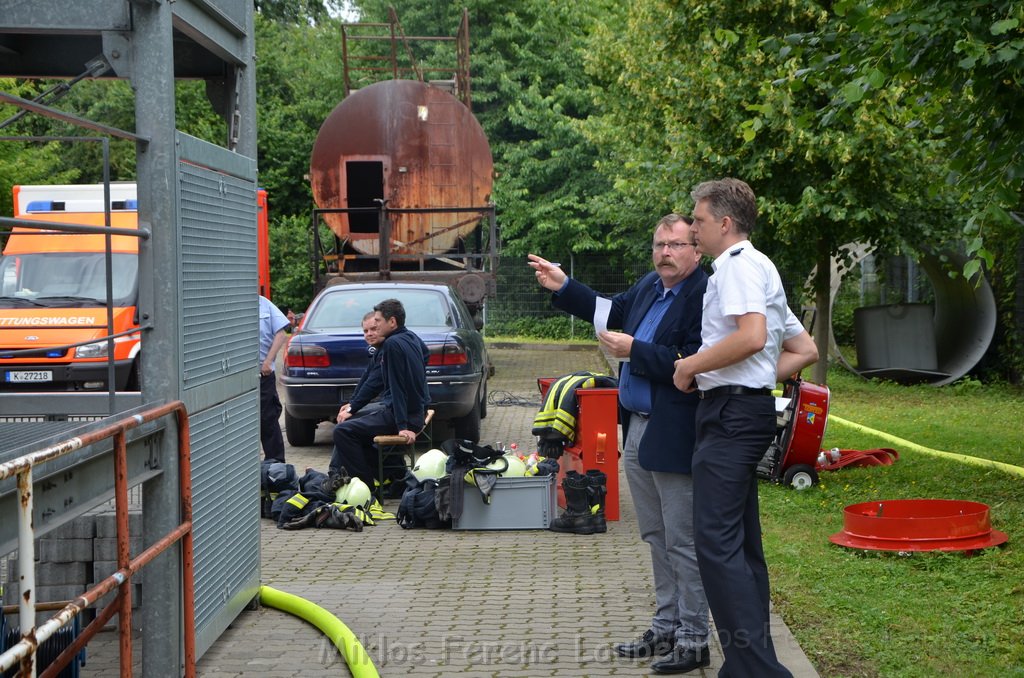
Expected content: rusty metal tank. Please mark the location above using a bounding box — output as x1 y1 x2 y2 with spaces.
310 79 493 256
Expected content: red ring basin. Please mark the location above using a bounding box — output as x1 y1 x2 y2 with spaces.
830 499 1008 552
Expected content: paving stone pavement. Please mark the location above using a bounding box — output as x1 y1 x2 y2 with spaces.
88 343 820 677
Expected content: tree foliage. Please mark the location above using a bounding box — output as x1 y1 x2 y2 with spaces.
585 0 947 383
792 0 1024 380
4 3 1021 380
252 13 348 309
796 0 1024 276
255 0 350 25
0 79 85 243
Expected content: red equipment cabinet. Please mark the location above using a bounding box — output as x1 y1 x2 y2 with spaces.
537 378 620 521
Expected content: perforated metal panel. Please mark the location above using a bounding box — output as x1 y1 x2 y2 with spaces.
174 132 261 660
178 161 258 390
188 392 261 655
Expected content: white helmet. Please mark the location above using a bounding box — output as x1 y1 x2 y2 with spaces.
502 454 527 477
412 448 449 482
334 477 372 510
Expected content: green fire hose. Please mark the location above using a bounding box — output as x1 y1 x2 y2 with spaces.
258 585 380 678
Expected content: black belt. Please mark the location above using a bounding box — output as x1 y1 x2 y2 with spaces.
698 385 773 400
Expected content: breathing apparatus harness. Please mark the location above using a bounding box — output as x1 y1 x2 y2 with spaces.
532 371 618 459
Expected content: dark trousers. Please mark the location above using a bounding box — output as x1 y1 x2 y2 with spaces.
259 373 286 462
692 394 791 678
330 406 425 488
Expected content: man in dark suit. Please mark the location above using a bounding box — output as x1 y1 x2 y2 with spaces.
528 213 711 675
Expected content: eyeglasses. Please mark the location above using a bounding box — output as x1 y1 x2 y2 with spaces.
652 241 697 252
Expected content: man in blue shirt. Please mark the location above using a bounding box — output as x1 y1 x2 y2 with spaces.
259 295 291 462
528 213 711 674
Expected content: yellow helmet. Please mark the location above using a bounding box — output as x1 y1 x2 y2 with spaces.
334 477 372 510
502 454 527 477
412 448 449 482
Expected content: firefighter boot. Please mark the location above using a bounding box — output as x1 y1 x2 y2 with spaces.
549 472 595 535
585 469 608 534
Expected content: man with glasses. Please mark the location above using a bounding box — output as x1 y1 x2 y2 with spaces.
673 178 818 677
528 213 711 674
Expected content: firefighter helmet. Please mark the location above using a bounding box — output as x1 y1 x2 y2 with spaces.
412 448 449 481
334 477 372 510
502 454 527 477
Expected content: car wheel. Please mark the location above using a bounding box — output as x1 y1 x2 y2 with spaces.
285 411 317 447
452 401 482 443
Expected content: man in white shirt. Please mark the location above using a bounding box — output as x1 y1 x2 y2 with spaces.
672 178 817 678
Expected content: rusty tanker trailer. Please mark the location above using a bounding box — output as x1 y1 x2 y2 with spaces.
308 78 497 316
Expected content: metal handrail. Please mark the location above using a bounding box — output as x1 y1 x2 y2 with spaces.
0 400 196 678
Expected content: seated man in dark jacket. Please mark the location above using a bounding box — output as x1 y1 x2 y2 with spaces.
337 311 384 421
328 298 430 489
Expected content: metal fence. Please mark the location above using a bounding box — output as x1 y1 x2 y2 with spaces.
484 252 810 340
484 253 650 339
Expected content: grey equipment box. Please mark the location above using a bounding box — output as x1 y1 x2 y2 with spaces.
452 474 557 530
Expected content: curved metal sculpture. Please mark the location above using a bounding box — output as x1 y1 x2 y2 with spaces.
817 244 995 386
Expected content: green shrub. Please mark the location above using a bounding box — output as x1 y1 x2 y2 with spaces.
484 315 581 340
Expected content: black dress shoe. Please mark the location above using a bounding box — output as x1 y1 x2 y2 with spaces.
613 629 674 658
650 644 711 674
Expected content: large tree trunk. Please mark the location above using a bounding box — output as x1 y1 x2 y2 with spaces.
811 237 831 385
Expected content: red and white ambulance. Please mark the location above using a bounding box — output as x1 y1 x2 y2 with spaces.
0 183 269 391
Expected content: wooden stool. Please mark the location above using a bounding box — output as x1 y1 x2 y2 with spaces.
372 409 435 500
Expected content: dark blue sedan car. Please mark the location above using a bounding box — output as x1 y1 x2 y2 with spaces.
281 281 492 446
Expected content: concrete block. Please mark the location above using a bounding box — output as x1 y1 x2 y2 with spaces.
24 561 91 586
93 537 143 562
93 511 143 539
5 554 19 582
4 583 85 607
36 538 93 563
39 515 96 540
94 581 143 622
93 559 144 584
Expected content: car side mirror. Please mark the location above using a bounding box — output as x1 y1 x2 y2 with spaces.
473 315 484 331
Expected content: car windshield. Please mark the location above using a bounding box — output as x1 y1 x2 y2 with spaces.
0 252 138 307
306 288 453 332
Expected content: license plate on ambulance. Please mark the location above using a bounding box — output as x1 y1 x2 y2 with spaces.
5 370 53 383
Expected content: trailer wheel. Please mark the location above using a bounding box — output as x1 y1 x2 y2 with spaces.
783 464 818 490
285 412 317 447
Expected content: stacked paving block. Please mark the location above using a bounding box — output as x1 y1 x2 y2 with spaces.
2 509 143 631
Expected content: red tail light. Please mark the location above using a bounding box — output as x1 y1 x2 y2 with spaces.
428 342 468 366
286 344 330 368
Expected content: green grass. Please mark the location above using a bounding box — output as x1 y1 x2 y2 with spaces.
763 368 1024 677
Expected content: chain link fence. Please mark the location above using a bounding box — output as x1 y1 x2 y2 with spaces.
483 253 650 339
483 252 810 340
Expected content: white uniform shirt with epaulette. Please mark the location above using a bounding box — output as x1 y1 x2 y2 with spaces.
696 241 804 390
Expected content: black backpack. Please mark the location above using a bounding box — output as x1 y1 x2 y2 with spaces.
396 473 451 529
260 460 299 519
